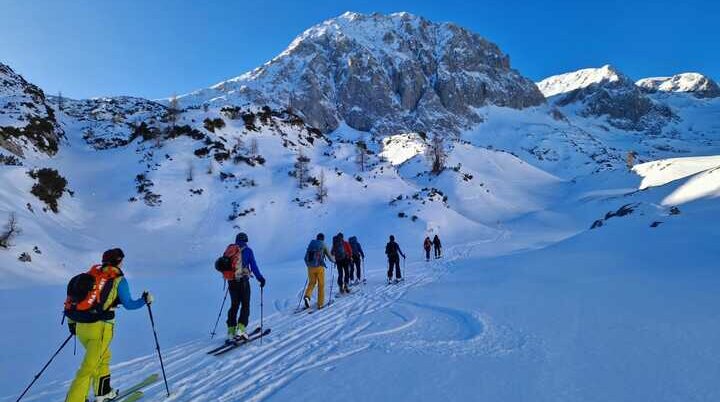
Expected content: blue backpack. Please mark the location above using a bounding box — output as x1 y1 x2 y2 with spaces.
305 240 324 268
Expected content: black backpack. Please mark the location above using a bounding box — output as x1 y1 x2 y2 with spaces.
332 236 347 261
66 273 95 303
215 256 233 273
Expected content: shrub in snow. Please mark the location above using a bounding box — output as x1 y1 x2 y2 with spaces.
203 117 226 133
0 212 20 249
28 168 67 213
18 252 31 262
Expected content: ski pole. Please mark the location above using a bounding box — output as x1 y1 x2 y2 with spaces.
260 286 265 345
146 304 170 397
210 287 229 339
295 277 309 312
328 262 336 306
16 333 72 402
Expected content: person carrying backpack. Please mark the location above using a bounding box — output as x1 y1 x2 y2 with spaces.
303 233 335 309
348 236 365 285
64 248 153 402
331 233 352 294
385 235 406 283
433 235 442 259
220 232 266 343
423 236 432 261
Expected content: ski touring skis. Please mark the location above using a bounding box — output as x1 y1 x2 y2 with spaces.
118 391 144 402
206 327 262 354
113 374 159 401
213 328 272 356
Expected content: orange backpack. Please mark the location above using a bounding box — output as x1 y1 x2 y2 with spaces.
63 265 121 323
221 244 248 280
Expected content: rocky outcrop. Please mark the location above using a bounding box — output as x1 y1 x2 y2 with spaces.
636 73 720 98
538 65 674 131
0 63 63 157
178 12 545 136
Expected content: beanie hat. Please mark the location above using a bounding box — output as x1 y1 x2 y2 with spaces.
102 248 125 266
236 232 249 244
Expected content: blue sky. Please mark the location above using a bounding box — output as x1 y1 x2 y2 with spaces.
1 0 718 99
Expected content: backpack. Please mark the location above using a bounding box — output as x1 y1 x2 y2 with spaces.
220 244 248 280
332 236 347 261
63 265 120 323
424 239 432 250
305 240 324 268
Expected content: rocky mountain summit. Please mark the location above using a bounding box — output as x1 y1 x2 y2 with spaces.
537 65 673 131
636 73 720 98
178 11 544 136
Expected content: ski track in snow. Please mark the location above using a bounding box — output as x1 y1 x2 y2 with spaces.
16 248 519 402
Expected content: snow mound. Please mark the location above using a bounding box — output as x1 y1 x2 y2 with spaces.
380 133 426 165
536 65 623 98
633 155 720 205
636 73 720 98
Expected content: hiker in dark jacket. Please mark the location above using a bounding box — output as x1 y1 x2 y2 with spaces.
423 236 432 261
432 235 442 259
385 235 406 283
348 236 365 285
332 233 353 294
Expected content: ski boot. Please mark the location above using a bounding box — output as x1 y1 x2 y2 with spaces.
303 296 311 309
95 388 119 402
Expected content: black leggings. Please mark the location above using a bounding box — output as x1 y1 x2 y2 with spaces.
350 256 362 280
434 246 441 258
387 256 401 279
337 259 350 287
425 248 431 260
227 278 251 328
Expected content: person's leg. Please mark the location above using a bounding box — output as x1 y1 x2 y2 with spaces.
238 279 251 330
354 257 362 280
226 280 241 336
317 268 325 308
425 248 430 261
342 260 350 288
387 258 393 280
304 267 318 299
348 258 355 281
394 258 402 279
93 322 114 398
337 263 344 290
65 322 103 402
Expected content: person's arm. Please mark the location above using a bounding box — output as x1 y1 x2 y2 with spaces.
245 248 265 282
359 244 365 259
323 244 336 263
117 277 146 310
399 245 406 258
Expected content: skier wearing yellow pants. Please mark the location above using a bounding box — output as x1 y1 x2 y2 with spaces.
64 248 153 402
303 233 335 309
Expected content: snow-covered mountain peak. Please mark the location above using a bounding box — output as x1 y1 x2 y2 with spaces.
178 11 544 137
536 64 627 98
636 73 720 98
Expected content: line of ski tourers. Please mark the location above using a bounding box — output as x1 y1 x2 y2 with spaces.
17 232 443 402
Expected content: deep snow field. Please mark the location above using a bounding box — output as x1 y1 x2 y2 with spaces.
2 149 720 401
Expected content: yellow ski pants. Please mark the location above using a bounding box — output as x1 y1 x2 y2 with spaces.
304 266 325 308
65 321 114 402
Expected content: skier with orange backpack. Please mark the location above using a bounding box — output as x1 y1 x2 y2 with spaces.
215 232 266 343
423 236 432 261
64 248 153 402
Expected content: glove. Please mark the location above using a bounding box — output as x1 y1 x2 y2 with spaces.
142 291 154 305
68 322 76 335
258 277 266 288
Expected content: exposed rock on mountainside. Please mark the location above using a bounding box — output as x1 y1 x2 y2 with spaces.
537 65 674 131
636 73 720 98
0 63 63 157
178 12 545 136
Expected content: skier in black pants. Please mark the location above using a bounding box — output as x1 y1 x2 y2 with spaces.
348 236 365 285
433 235 442 259
332 233 353 294
221 232 266 343
385 235 406 283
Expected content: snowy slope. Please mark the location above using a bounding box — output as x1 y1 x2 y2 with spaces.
637 73 720 98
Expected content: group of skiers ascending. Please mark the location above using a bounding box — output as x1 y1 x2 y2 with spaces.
20 231 443 402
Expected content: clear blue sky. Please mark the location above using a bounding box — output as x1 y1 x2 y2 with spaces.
1 0 718 100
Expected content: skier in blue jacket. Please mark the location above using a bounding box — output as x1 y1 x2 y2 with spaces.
222 232 266 342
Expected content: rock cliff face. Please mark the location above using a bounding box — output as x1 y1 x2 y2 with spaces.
0 63 63 157
537 65 673 131
178 12 545 136
636 73 720 98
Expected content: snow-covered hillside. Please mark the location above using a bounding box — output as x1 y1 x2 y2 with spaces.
2 9 720 402
637 73 720 98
